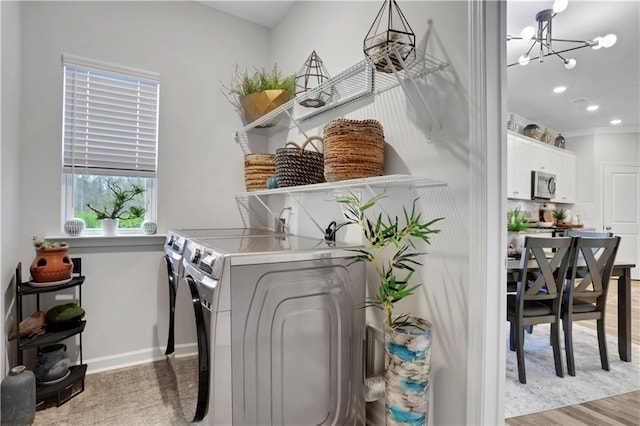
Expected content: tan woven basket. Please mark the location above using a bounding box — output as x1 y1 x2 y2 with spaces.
244 153 275 191
275 136 325 187
322 119 385 182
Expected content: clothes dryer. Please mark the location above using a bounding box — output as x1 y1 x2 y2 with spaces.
178 235 365 425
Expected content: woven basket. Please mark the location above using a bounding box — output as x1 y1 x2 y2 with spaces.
322 119 385 182
275 136 325 187
244 153 275 191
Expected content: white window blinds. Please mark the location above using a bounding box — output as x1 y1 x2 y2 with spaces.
63 54 160 178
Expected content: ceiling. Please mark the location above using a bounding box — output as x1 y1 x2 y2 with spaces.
506 0 639 135
200 1 639 135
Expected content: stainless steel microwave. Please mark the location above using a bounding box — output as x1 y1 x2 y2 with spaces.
531 170 556 200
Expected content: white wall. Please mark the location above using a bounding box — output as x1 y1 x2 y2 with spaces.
1 0 23 376
268 2 474 424
14 1 270 370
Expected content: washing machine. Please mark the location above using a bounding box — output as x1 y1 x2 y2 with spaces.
177 234 366 425
161 228 281 356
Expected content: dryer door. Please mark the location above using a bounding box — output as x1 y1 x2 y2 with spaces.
168 275 209 423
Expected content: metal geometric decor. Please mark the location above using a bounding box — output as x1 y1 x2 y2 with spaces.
363 0 416 73
295 50 332 108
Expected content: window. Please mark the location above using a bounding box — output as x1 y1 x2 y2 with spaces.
62 54 159 232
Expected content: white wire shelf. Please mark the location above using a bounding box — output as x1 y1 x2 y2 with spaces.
234 44 449 148
236 174 446 198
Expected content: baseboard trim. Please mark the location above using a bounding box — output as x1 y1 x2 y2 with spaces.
85 343 197 375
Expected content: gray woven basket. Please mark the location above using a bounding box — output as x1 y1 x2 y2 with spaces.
275 136 325 187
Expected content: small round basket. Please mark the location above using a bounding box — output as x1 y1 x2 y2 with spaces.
322 119 385 182
244 153 275 192
275 136 325 187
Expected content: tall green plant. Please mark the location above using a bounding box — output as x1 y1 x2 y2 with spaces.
336 192 444 329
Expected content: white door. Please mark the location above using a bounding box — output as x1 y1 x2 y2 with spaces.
602 164 640 279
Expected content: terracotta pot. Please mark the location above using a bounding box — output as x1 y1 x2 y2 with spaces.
239 90 291 126
30 246 73 283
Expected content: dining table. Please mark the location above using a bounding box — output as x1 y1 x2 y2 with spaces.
507 258 636 362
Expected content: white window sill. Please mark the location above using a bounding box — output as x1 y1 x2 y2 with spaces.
46 234 166 249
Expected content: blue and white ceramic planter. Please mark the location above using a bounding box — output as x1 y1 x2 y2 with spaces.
385 316 432 426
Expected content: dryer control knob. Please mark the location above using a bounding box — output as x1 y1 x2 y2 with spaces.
191 248 201 264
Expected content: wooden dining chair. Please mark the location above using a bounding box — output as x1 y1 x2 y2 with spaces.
562 236 621 376
507 236 573 384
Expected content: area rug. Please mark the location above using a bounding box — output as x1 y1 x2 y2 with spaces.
505 323 640 418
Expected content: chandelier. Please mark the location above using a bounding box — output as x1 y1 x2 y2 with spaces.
507 0 617 69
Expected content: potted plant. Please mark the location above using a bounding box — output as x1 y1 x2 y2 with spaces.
30 237 72 283
507 207 534 255
336 192 443 425
222 63 295 127
553 208 568 225
85 179 146 236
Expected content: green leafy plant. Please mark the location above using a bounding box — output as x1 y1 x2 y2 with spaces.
336 192 444 329
85 179 146 220
32 237 66 249
221 63 295 109
507 207 534 232
552 208 567 224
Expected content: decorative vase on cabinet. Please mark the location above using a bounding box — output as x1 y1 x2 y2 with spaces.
33 344 71 383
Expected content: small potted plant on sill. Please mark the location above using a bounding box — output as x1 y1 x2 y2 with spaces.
86 179 146 236
336 192 443 425
221 63 295 127
30 237 72 283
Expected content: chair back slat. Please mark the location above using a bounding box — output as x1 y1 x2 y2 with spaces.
567 236 621 307
517 237 573 309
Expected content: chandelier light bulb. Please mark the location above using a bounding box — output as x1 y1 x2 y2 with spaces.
519 55 531 66
564 58 576 69
602 34 617 48
553 0 569 13
591 37 604 50
520 26 536 40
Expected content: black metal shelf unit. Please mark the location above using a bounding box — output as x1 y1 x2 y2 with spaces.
14 258 87 408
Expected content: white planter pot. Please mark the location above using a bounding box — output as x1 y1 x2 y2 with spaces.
101 219 119 236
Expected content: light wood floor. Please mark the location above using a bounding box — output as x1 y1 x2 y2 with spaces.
507 279 640 425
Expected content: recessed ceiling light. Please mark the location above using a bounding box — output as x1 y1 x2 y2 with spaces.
610 119 622 125
586 105 599 111
553 86 567 93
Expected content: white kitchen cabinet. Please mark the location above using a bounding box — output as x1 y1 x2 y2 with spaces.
553 151 576 203
507 134 537 199
507 131 575 203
